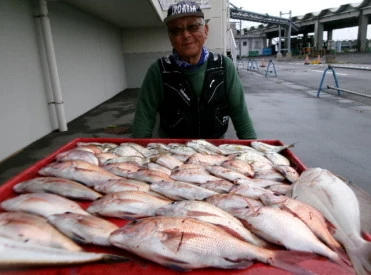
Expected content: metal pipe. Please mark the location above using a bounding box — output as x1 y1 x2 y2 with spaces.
327 85 371 99
38 0 68 131
329 65 371 72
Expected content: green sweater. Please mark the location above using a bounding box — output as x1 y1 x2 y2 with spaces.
132 55 257 140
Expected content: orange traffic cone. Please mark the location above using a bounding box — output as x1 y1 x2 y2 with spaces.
304 54 310 65
260 58 267 67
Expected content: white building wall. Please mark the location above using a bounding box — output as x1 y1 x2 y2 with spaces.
0 0 127 161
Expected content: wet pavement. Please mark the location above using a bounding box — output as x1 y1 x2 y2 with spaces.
0 55 370 232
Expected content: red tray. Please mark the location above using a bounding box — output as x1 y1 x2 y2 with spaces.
0 138 350 275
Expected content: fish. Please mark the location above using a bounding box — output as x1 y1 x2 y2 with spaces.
0 235 128 267
253 169 286 182
230 183 273 199
38 160 122 187
153 155 184 170
266 184 293 196
259 192 349 263
120 142 160 158
264 152 290 166
109 216 316 273
251 141 295 153
0 212 82 251
102 161 142 177
170 168 223 184
220 159 254 177
186 139 223 155
87 191 171 219
167 143 198 156
292 167 371 275
93 178 150 194
185 153 229 166
230 206 350 268
110 144 144 158
218 144 264 155
13 176 102 200
205 165 250 182
1 193 90 217
48 212 119 246
236 178 283 188
55 149 100 165
235 151 272 164
273 165 300 183
126 169 172 184
141 162 172 175
155 200 269 247
206 193 264 211
103 156 149 166
95 152 119 165
200 180 235 193
150 180 217 200
76 142 118 153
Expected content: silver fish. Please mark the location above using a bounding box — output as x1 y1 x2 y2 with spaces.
110 144 144 158
273 165 300 183
1 193 90 217
103 156 149 166
185 153 229 166
292 168 371 275
141 162 172 175
150 180 217 200
155 200 268 247
260 192 349 263
0 212 82 251
0 236 127 267
102 161 142 177
168 143 198 156
264 152 290 166
55 149 99 165
218 144 264 155
266 184 293 196
170 168 222 184
186 139 223 155
205 165 250 182
153 155 184 170
251 141 295 153
206 193 264 211
235 151 272 164
87 191 171 219
220 159 254 177
126 169 172 184
38 160 122 187
76 142 118 152
93 178 150 194
230 183 273 199
48 212 119 246
13 176 102 201
200 180 235 193
109 216 316 273
230 206 348 268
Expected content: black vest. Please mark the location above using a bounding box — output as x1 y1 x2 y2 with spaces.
158 52 229 138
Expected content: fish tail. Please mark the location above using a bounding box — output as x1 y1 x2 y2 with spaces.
269 250 317 275
346 240 371 275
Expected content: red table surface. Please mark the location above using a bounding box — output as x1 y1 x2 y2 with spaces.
0 138 351 274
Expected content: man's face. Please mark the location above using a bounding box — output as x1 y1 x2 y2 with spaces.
167 16 209 64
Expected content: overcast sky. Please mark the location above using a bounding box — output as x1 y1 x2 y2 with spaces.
230 0 365 40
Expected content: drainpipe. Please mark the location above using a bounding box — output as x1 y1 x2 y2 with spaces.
37 0 68 131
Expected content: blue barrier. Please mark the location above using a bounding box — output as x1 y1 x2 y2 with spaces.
265 60 277 77
317 65 340 97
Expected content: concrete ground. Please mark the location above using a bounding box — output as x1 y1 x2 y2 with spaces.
0 54 370 233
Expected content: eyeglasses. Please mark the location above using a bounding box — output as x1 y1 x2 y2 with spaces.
168 23 204 37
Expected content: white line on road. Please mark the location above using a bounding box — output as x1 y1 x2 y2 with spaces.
309 69 348 76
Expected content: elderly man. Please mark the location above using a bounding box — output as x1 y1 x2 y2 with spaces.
132 0 256 139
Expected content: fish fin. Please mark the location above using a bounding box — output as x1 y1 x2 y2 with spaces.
346 240 371 275
222 258 254 269
71 232 88 244
270 250 318 275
